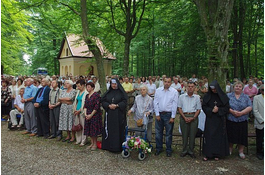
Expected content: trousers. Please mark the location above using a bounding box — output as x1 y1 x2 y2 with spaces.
180 114 198 155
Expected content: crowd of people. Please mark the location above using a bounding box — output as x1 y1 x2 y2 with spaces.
1 73 264 160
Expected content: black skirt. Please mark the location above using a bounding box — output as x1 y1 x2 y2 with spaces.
226 120 248 147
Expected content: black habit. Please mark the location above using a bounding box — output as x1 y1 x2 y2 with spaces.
101 79 128 152
202 80 230 158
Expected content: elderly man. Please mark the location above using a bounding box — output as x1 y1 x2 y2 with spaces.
21 78 38 136
171 77 182 95
154 77 178 157
32 78 51 138
48 80 62 140
122 77 133 94
253 84 264 160
9 88 25 129
178 81 201 158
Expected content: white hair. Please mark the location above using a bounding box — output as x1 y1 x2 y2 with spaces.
27 78 34 82
42 78 49 83
65 80 74 85
140 84 148 91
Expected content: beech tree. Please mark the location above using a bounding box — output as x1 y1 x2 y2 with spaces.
106 0 146 76
194 0 234 89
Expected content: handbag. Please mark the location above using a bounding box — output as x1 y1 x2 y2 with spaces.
136 118 143 127
72 115 82 132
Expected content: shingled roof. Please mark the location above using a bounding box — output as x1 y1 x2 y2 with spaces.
58 34 116 60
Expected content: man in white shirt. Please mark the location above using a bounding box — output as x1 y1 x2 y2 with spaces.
189 74 198 83
171 77 182 95
9 88 25 129
178 81 201 158
154 77 178 157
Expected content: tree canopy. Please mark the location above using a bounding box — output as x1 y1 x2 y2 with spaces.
1 0 263 80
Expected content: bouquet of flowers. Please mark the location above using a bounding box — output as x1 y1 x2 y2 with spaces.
122 136 152 153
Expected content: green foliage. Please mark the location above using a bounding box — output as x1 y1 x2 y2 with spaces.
1 0 263 79
1 0 33 75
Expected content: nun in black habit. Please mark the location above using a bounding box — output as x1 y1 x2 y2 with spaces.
202 80 230 161
101 79 128 152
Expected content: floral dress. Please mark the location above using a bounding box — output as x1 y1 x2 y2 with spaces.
84 92 102 136
1 86 12 116
58 89 76 131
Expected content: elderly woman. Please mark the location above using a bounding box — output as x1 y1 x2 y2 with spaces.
84 82 103 150
58 80 77 143
1 80 12 119
101 79 128 152
227 81 252 159
73 79 88 146
127 85 154 142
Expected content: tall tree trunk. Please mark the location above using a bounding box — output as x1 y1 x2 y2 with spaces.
130 52 133 74
123 37 131 76
238 0 246 79
80 0 106 93
53 39 57 75
108 0 146 76
194 0 234 90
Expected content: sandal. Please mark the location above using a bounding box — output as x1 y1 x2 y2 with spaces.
239 153 245 159
91 146 97 151
86 144 93 150
202 157 208 161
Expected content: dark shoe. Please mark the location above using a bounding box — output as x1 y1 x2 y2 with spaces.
257 154 263 160
180 152 188 157
68 139 75 143
155 150 161 156
189 154 196 159
166 152 172 157
37 135 43 137
62 138 70 142
48 135 56 139
43 135 49 139
57 136 62 141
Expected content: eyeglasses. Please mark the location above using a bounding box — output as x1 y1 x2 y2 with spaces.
260 89 264 91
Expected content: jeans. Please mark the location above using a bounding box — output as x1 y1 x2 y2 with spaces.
155 112 174 153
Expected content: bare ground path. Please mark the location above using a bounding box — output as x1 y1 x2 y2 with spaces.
1 121 264 175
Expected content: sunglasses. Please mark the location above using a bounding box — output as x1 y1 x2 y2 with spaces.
260 89 264 91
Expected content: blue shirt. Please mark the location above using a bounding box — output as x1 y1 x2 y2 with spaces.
227 92 252 122
76 92 84 111
36 86 47 103
23 84 38 100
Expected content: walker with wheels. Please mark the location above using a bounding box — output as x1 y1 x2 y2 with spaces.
121 115 152 161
